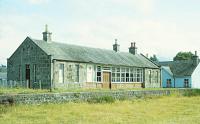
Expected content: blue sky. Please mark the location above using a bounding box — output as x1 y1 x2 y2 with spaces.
1 0 200 65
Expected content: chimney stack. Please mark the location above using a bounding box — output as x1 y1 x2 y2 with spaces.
113 39 120 52
192 51 199 66
42 24 52 42
129 42 137 55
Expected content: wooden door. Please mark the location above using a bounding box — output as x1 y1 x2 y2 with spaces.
26 64 31 88
103 72 111 89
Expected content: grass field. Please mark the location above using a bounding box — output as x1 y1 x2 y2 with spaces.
0 87 177 95
0 95 200 124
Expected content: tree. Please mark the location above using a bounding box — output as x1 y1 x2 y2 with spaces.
173 52 194 61
150 54 159 62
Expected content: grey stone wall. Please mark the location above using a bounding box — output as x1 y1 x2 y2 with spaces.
0 89 188 104
52 61 87 88
7 37 51 89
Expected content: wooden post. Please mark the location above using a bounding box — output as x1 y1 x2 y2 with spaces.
11 80 13 88
39 80 42 89
26 80 29 88
20 81 22 88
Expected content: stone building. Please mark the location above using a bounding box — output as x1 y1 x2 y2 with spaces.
7 26 161 89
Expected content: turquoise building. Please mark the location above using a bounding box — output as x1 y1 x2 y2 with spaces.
160 52 200 88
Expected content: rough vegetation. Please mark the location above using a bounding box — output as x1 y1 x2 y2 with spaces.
0 95 200 124
0 87 177 95
183 89 200 96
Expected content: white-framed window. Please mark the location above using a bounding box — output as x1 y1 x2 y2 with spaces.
167 79 171 88
121 68 125 82
148 70 151 83
130 68 134 82
126 68 129 82
112 67 116 82
97 66 101 82
116 67 120 82
58 64 64 83
111 66 143 83
184 79 189 88
137 68 143 82
156 71 159 83
75 64 79 82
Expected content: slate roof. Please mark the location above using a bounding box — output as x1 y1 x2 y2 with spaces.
161 66 173 76
159 60 197 77
30 37 158 68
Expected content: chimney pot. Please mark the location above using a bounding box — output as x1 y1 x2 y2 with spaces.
195 51 197 56
131 42 134 47
113 39 120 52
129 42 137 55
115 39 118 44
42 24 52 42
192 50 199 66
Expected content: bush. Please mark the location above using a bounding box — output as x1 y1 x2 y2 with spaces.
87 95 115 104
0 105 8 115
183 89 200 97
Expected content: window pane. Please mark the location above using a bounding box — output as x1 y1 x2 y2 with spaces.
97 66 101 71
75 65 79 82
117 68 120 72
121 68 125 72
97 72 101 76
112 67 115 72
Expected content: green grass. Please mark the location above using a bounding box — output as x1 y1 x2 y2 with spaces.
0 87 50 95
0 87 177 95
183 89 200 96
0 95 200 124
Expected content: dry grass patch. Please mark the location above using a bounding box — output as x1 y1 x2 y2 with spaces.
0 96 200 124
0 87 177 95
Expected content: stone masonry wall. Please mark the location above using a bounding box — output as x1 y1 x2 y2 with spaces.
53 61 87 88
7 38 51 89
0 89 188 104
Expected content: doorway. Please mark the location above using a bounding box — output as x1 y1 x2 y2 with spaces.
103 72 111 89
26 64 30 88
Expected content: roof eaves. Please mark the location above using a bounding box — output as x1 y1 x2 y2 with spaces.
140 54 160 68
29 37 51 57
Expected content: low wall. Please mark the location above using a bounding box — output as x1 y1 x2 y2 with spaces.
0 89 190 104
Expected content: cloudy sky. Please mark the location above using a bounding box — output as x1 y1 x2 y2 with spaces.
0 0 200 65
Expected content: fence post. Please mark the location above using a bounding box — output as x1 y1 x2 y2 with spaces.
39 80 42 89
14 81 16 87
26 80 29 88
4 80 6 88
20 80 23 87
6 80 7 88
11 80 13 88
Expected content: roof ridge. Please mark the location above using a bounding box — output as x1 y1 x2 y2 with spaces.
30 37 159 68
31 38 142 55
32 38 119 53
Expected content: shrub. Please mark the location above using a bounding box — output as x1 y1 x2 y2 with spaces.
183 89 200 97
0 105 8 115
87 95 115 103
